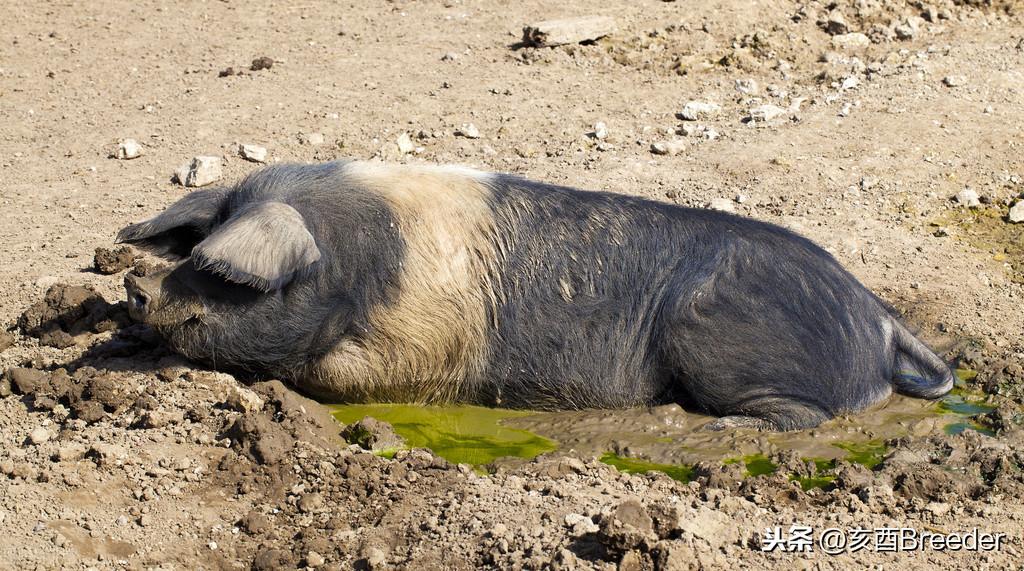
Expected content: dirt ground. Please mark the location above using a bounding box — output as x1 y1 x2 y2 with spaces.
2 0 1024 569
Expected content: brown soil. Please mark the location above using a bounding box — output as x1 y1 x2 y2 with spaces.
2 0 1024 569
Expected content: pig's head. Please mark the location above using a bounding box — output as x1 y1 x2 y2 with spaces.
114 166 355 377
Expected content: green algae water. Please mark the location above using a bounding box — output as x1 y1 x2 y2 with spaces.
598 453 694 482
330 404 557 466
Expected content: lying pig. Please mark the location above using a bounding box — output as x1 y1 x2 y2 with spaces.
116 161 954 430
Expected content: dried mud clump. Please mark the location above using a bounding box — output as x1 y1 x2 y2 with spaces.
16 284 131 348
93 245 139 274
341 416 405 451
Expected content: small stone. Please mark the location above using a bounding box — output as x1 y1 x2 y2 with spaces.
747 104 787 122
138 514 152 527
306 551 326 567
0 330 16 354
839 102 852 117
222 385 265 414
943 75 967 87
708 198 735 213
175 156 223 187
299 132 325 146
28 427 50 445
592 121 608 140
89 443 128 466
826 10 849 35
650 140 686 156
250 56 274 71
298 493 325 513
440 52 458 61
734 78 758 95
455 123 481 139
840 76 859 90
239 144 267 163
396 133 415 154
894 17 923 40
955 188 980 208
680 101 720 121
364 547 387 570
1009 201 1024 223
115 139 143 160
831 33 870 49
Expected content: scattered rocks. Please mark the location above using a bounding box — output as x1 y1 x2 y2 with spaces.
93 246 138 274
455 123 481 139
174 156 223 187
680 101 720 121
238 144 267 163
114 139 143 160
522 16 617 47
650 140 686 156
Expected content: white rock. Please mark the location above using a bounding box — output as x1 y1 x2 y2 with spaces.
708 198 735 212
747 104 787 122
306 551 326 567
650 140 686 156
28 427 50 445
456 123 481 139
115 139 143 160
955 188 980 208
396 133 415 154
680 101 720 121
734 78 758 95
831 33 870 49
592 121 608 140
943 75 967 87
703 128 719 140
299 132 325 146
840 76 860 90
238 144 267 163
1009 201 1024 223
179 156 223 187
839 102 852 117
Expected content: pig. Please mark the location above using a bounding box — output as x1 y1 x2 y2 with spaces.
116 161 954 430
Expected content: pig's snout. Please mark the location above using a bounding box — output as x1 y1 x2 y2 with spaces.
125 273 159 322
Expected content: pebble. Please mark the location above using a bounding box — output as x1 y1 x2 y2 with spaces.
943 75 967 87
734 78 758 95
115 139 143 160
747 104 787 122
955 188 980 208
708 198 736 213
1009 201 1024 223
592 121 608 140
28 427 50 445
455 123 481 139
299 132 325 146
826 10 849 35
396 132 415 154
650 140 686 156
840 76 859 90
831 33 870 49
839 102 852 117
175 156 223 187
306 551 326 567
364 547 387 570
239 144 267 163
680 101 720 121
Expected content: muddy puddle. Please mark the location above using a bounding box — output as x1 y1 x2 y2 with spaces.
330 371 996 484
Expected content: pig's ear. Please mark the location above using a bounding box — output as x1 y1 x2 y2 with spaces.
115 188 230 259
190 201 321 292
